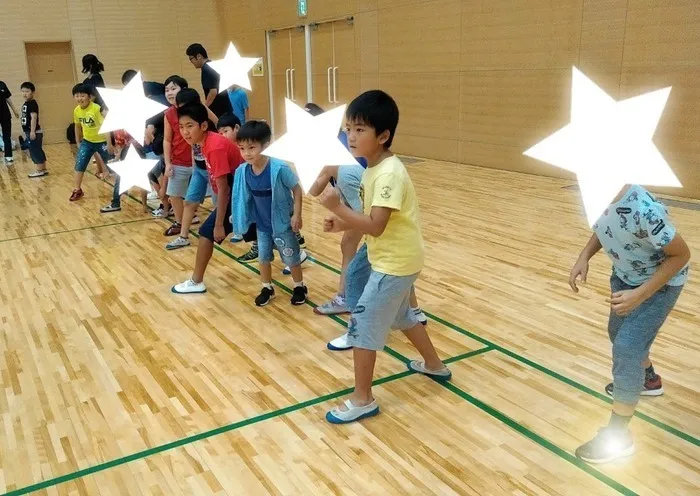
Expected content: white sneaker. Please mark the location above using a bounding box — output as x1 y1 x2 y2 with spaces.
171 279 206 294
151 208 165 218
412 307 428 326
327 332 352 351
230 234 244 243
282 249 309 275
4 157 14 164
166 236 191 250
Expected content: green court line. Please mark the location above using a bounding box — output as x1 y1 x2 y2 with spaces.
0 217 153 244
0 174 632 495
306 253 700 448
1 369 414 496
441 381 638 496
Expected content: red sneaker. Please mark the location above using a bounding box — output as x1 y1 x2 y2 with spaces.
69 189 84 201
605 375 664 397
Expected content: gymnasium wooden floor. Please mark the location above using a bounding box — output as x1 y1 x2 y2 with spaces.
1 144 699 496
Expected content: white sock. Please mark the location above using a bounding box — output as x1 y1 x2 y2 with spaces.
411 306 421 312
262 282 273 290
294 281 305 288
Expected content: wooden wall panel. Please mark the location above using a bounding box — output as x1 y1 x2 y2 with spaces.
579 0 627 72
622 0 700 68
378 1 462 74
461 0 583 71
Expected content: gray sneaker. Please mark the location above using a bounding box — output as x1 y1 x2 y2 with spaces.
166 236 191 250
314 294 349 315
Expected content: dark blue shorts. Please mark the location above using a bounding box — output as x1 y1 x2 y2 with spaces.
198 201 233 244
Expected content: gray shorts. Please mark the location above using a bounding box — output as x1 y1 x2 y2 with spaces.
347 270 420 351
166 164 193 198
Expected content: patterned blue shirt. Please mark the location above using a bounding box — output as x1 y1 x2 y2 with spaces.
593 185 689 287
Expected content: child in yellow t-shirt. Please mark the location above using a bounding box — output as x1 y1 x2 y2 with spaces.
319 90 450 424
70 83 113 202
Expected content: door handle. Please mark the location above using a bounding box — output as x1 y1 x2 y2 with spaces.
333 67 338 103
327 67 332 103
290 68 296 101
285 69 291 99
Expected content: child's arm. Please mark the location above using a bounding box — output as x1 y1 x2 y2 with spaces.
163 117 173 176
213 176 230 242
205 106 219 126
569 233 602 292
291 183 303 232
323 214 350 233
308 166 338 197
320 188 390 237
29 112 38 139
608 234 690 315
75 124 83 145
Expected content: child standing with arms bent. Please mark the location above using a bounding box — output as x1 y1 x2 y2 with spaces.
570 185 690 463
319 90 449 424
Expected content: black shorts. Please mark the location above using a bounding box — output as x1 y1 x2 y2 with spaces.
198 202 233 244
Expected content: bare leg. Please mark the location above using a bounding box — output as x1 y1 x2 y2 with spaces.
180 202 199 237
409 287 418 308
612 400 637 417
170 196 184 224
260 262 272 284
350 348 377 405
74 171 85 190
402 324 444 370
290 264 303 283
192 238 214 283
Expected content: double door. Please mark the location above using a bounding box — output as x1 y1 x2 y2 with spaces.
267 17 358 137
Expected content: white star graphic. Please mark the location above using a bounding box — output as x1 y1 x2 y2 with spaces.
523 67 681 226
108 146 159 195
208 42 260 92
262 99 359 193
97 72 168 146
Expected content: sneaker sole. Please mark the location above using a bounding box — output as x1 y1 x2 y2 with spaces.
171 287 207 294
100 208 121 213
577 444 635 464
327 342 353 351
314 308 351 315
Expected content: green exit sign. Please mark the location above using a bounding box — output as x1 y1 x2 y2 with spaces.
297 0 307 18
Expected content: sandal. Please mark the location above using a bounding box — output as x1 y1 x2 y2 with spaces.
326 399 379 424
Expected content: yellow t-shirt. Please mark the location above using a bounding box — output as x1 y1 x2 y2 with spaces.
360 155 424 276
73 102 106 143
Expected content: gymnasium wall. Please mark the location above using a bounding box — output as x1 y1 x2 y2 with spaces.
222 0 700 199
0 0 227 131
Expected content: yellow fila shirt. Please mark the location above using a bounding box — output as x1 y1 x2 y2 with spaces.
73 102 106 143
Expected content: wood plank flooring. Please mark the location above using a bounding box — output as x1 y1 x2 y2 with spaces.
0 144 698 495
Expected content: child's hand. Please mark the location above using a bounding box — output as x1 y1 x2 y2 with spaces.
165 166 173 178
319 187 340 210
323 215 342 233
568 258 589 293
30 131 36 140
291 213 303 232
214 225 226 243
606 289 646 316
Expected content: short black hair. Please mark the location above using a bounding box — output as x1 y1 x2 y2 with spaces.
346 90 399 148
236 120 272 145
304 103 324 116
72 83 93 96
186 43 208 59
216 113 241 130
21 81 36 92
175 88 201 106
177 102 209 125
121 69 138 85
164 75 188 89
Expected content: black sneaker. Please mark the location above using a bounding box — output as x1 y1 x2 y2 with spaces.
575 427 635 464
255 286 275 306
296 231 306 249
239 244 259 262
291 285 308 305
